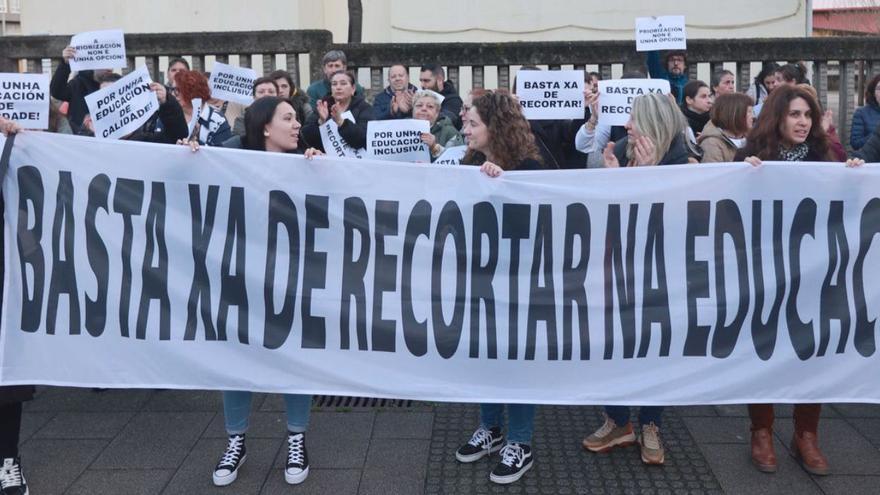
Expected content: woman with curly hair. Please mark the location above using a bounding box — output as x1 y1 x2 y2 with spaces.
174 70 233 146
736 84 863 475
454 90 543 486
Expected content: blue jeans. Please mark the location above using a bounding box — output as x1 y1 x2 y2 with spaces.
605 405 664 428
222 391 312 435
479 403 536 445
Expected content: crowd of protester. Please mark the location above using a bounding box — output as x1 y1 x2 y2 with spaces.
0 42 876 493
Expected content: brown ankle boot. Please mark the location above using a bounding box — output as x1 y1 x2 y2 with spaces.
750 428 777 473
791 431 830 476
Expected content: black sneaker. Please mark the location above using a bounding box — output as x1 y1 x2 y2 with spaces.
212 434 247 486
489 443 533 485
285 432 309 484
0 457 28 495
455 426 504 463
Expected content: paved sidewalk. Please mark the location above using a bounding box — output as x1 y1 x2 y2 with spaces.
18 387 880 494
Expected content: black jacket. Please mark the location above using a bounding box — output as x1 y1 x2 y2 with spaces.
681 105 711 136
126 95 189 144
50 62 100 133
854 123 880 162
439 81 463 130
301 96 377 151
529 119 566 169
613 133 690 167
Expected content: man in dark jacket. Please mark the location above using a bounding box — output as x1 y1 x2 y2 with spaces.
306 50 365 105
419 64 463 129
646 51 690 105
50 45 106 134
374 64 418 120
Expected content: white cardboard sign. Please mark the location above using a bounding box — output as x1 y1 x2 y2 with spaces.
597 79 671 126
208 62 256 106
366 119 431 162
84 66 159 140
635 16 687 52
0 73 50 130
320 111 363 159
69 29 127 71
516 70 584 120
433 145 467 165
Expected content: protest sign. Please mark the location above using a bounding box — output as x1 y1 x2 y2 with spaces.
3 132 880 405
636 16 687 52
319 111 363 159
434 145 467 165
367 119 431 162
597 79 671 126
516 70 584 120
69 29 127 71
208 62 256 106
0 73 50 129
84 66 159 139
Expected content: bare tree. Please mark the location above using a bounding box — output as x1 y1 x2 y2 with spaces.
348 0 363 43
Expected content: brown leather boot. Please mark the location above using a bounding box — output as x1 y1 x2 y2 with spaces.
750 428 777 473
791 431 830 476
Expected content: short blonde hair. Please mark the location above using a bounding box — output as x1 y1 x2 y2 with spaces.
412 90 442 109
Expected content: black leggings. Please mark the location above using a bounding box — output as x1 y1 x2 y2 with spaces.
0 402 23 458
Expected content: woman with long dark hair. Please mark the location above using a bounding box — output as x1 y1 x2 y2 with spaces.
736 85 862 475
454 91 543 485
180 97 322 486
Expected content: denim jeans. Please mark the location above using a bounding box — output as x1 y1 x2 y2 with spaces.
605 405 664 428
479 403 536 445
223 391 312 435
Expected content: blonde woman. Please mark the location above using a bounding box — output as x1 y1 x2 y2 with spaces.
602 92 690 168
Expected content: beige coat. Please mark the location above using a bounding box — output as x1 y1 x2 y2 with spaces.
697 121 740 163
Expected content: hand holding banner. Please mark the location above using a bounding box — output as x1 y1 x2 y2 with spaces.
84 66 159 139
516 70 584 120
635 16 687 52
0 73 50 129
597 79 671 126
367 119 431 162
69 29 127 71
208 62 257 106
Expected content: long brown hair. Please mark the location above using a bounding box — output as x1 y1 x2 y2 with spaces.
462 90 541 169
741 85 832 161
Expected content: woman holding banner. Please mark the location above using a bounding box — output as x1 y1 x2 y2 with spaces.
174 70 234 146
584 92 690 466
456 90 544 485
178 97 322 487
301 70 376 152
736 84 862 475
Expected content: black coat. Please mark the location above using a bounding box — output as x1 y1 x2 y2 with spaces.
126 95 189 144
50 62 100 133
301 96 376 151
439 81 463 130
854 123 880 162
613 133 690 167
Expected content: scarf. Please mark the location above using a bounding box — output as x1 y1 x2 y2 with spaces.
778 143 809 162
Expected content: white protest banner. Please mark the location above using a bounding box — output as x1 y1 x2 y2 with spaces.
319 111 363 158
0 73 50 129
84 66 159 139
208 62 256 106
3 131 880 405
635 16 687 52
597 79 671 126
516 70 584 120
69 29 127 71
434 145 467 165
367 119 431 162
